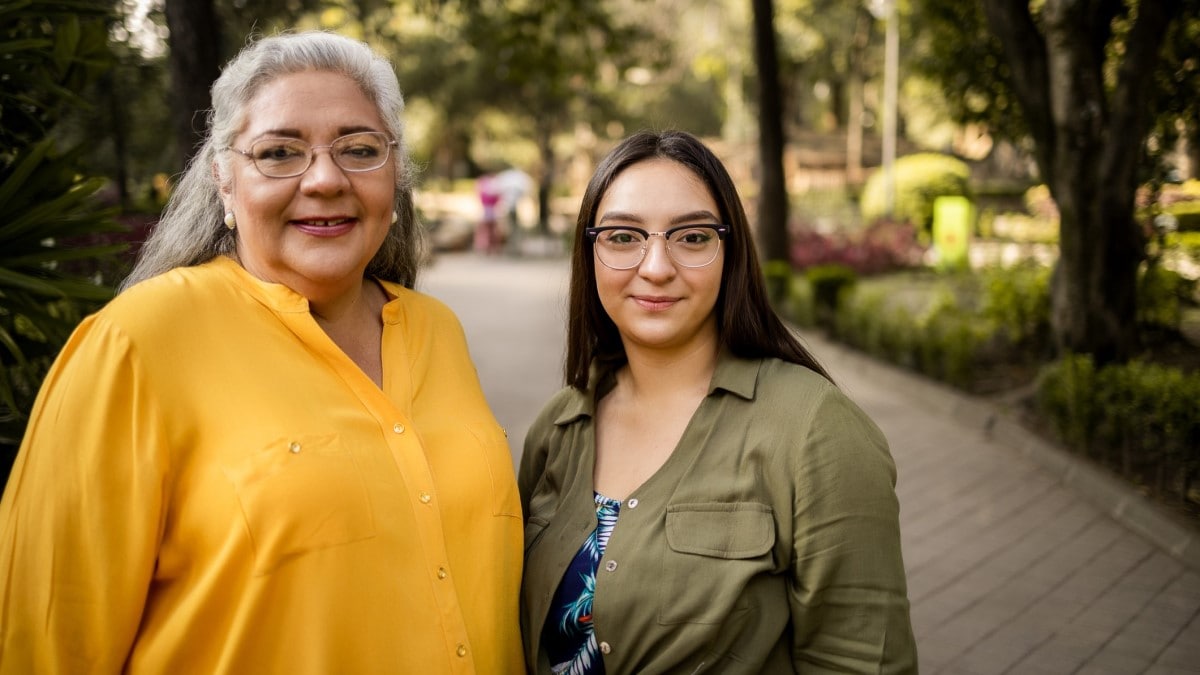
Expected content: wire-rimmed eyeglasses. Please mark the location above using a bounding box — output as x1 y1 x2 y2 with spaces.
585 224 729 270
225 131 398 178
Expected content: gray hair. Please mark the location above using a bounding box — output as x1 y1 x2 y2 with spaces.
121 31 425 291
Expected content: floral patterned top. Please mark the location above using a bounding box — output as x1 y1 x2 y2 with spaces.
541 493 621 674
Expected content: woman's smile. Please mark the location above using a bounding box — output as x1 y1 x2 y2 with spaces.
291 216 357 237
631 294 680 312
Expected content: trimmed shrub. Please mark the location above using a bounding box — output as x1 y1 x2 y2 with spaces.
805 264 857 329
1037 356 1200 504
980 263 1051 346
1138 264 1195 330
860 153 971 232
788 273 817 328
1036 355 1100 451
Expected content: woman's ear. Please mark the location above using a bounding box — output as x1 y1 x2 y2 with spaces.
213 161 234 209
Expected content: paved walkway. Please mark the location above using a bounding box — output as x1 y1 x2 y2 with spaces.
420 251 1200 674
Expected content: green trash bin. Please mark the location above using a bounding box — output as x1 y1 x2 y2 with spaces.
932 195 973 271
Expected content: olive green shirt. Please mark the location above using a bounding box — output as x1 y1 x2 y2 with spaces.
519 352 917 674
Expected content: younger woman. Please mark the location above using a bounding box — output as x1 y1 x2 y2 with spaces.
520 130 916 673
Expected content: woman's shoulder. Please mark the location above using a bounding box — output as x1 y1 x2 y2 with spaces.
103 260 233 327
380 283 463 328
751 356 839 401
744 356 883 438
527 385 584 429
524 385 589 446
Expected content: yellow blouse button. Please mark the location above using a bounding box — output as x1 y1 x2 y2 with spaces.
288 442 301 454
437 567 448 579
419 492 432 504
604 560 618 572
456 644 467 657
393 423 405 434
599 641 611 654
627 498 639 508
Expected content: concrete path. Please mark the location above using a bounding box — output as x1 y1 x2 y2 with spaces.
419 251 1200 674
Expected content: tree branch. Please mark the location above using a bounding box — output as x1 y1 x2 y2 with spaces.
1104 0 1183 188
981 0 1053 182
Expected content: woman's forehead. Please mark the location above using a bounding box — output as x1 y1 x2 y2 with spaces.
597 159 717 223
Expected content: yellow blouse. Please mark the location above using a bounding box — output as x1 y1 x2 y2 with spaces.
0 257 524 674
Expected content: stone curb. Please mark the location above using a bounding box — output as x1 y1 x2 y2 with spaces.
798 329 1200 573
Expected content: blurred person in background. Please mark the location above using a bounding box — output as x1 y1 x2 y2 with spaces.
475 171 503 254
495 165 534 251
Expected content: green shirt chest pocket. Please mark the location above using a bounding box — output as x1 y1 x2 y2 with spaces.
660 502 776 625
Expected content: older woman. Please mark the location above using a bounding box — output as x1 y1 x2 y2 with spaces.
0 32 523 674
519 130 917 673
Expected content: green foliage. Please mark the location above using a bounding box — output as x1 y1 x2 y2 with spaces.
860 153 971 231
1035 355 1100 450
830 282 988 387
832 288 918 370
1 2 123 471
0 2 113 151
909 0 1028 141
457 1 667 126
914 290 988 387
980 263 1051 345
1165 200 1200 232
1166 231 1200 258
1138 264 1195 330
819 266 1051 392
804 264 857 327
1143 0 1200 184
788 272 817 328
1037 356 1200 503
762 259 793 310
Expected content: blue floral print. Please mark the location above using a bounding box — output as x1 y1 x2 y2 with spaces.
542 493 621 674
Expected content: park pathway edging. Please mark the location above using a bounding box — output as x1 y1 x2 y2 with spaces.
799 328 1200 573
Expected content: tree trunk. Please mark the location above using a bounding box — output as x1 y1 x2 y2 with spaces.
845 8 871 186
982 0 1181 364
536 122 554 236
1188 122 1200 180
102 69 130 210
164 0 222 170
751 0 790 291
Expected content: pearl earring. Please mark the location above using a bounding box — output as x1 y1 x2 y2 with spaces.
391 210 398 225
224 212 237 230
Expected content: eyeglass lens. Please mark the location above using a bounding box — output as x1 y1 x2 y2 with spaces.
246 132 392 177
593 226 723 269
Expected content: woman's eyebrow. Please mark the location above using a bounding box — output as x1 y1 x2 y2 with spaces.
669 210 720 224
248 125 379 140
597 211 645 225
597 209 719 226
254 128 304 139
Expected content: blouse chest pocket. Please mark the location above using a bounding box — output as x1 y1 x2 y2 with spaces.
464 422 522 518
659 502 776 625
223 434 377 576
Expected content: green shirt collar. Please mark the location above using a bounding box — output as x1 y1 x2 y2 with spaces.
552 349 761 426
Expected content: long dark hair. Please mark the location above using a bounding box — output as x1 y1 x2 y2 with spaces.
565 129 831 390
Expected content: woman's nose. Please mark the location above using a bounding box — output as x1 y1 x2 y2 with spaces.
637 235 676 280
300 149 349 194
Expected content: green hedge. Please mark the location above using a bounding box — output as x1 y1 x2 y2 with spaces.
783 263 1198 509
1165 200 1200 232
1037 355 1200 502
860 153 971 231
